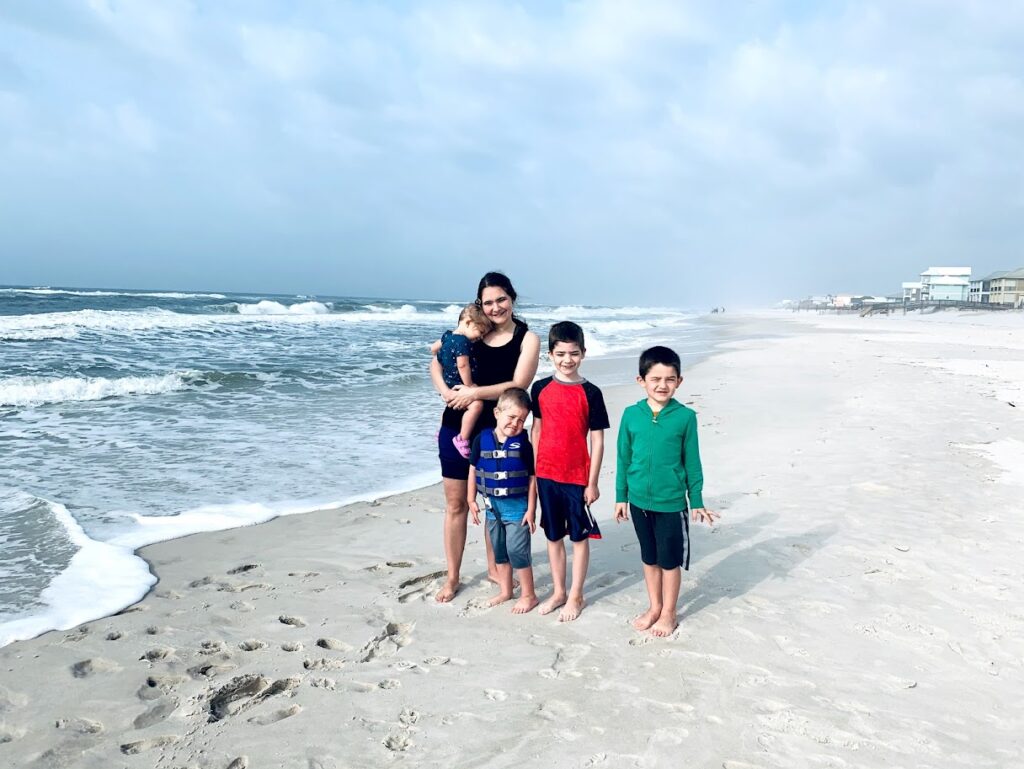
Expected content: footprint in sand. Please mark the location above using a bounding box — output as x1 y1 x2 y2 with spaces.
187 662 236 680
139 647 175 663
55 717 103 734
144 625 168 635
383 732 413 752
199 639 227 655
230 600 255 612
281 642 303 652
279 615 307 628
208 675 301 722
378 679 401 689
154 589 184 599
399 708 419 725
227 563 261 575
484 689 508 701
628 635 655 647
248 704 302 725
238 639 268 651
309 677 336 690
539 643 592 679
105 631 123 641
422 656 450 666
0 727 25 744
287 571 320 579
120 735 180 754
71 658 121 677
359 622 414 662
316 638 351 652
62 626 89 643
457 597 493 618
303 658 346 671
386 561 414 568
226 757 249 769
132 697 178 729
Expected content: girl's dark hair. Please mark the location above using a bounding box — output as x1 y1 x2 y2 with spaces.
476 271 518 304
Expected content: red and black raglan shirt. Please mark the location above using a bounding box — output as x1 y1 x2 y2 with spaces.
530 377 610 486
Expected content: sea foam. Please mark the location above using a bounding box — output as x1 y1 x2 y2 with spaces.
0 373 193 408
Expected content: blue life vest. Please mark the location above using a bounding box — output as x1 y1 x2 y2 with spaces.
475 430 530 498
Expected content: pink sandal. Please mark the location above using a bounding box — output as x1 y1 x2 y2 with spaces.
452 435 471 459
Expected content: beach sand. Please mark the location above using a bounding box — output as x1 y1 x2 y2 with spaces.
1 311 1022 768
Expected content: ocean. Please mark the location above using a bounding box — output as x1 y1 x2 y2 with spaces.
0 285 714 645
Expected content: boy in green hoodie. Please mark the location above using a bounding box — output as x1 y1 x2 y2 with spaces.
614 346 718 637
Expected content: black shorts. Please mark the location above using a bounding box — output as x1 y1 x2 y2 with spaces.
631 505 689 570
537 478 602 542
438 426 469 481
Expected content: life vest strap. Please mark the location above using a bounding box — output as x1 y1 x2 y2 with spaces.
479 449 521 459
477 470 529 481
486 486 528 497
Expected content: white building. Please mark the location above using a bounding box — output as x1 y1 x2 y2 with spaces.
920 267 971 301
902 281 922 301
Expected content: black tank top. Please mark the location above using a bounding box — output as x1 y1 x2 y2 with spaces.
441 318 528 432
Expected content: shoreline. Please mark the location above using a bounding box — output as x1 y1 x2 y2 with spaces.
2 310 1021 767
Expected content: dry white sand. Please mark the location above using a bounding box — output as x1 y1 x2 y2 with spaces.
1 310 1022 768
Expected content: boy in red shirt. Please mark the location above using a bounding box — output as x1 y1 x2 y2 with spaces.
530 322 609 622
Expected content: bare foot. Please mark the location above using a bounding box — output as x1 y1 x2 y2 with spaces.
489 574 520 591
650 613 678 637
487 593 513 607
435 580 460 603
632 607 661 631
538 594 567 616
512 595 539 614
559 596 586 622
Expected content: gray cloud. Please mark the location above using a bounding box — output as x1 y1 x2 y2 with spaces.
1 1 1022 306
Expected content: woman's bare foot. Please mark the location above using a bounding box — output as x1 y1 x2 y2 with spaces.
631 607 662 631
487 592 513 607
559 596 586 622
650 612 678 637
537 593 567 615
435 580 460 603
512 594 539 614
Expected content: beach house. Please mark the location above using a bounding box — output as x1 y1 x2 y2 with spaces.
902 282 922 301
987 268 1024 307
919 267 971 301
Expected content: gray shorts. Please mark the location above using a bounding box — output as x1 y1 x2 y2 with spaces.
486 495 532 570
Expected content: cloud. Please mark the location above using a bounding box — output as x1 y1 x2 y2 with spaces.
1 1 1023 303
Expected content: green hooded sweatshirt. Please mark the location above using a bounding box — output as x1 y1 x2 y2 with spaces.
615 398 704 512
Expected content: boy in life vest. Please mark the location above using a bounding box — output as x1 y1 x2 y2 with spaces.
467 387 539 613
614 346 719 637
530 321 609 622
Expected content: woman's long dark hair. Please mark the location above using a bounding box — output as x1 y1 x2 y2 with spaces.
475 271 525 328
476 271 517 304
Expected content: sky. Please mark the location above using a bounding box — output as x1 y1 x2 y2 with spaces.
1 1 1022 307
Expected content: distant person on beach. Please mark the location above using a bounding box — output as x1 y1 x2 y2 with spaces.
614 346 719 637
430 272 541 603
530 321 609 622
467 387 538 612
431 304 494 458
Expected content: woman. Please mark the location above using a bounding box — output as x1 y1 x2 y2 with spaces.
430 272 540 602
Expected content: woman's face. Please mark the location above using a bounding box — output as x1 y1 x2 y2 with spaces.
479 286 513 327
